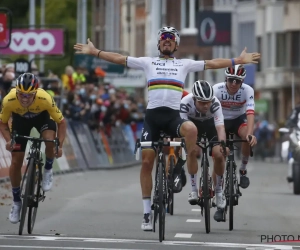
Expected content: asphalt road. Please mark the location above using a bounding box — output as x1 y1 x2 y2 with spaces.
0 159 300 250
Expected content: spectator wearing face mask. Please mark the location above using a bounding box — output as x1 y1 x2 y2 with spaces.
0 69 15 97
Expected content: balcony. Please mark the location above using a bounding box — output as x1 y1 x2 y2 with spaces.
255 67 300 90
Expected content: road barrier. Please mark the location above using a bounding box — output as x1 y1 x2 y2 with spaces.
0 119 140 183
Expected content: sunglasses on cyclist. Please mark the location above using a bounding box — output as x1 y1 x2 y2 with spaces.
227 78 243 85
17 92 35 98
160 33 176 41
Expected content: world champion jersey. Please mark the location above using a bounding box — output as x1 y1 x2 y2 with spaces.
180 93 224 126
0 88 64 123
126 56 205 110
212 82 255 120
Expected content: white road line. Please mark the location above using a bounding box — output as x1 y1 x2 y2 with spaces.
174 233 192 238
0 235 297 249
0 246 144 250
191 208 201 212
186 219 201 222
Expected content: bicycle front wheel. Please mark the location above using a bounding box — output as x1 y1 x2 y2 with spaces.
203 159 210 234
19 158 35 235
158 162 166 242
229 160 234 231
28 164 42 234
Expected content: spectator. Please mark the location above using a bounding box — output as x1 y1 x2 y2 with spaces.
0 70 15 97
61 65 76 92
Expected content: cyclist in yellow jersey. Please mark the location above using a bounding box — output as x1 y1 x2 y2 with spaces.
0 73 67 224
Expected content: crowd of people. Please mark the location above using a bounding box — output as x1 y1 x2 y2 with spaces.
0 62 146 140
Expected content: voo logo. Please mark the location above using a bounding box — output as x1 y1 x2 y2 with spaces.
10 32 55 53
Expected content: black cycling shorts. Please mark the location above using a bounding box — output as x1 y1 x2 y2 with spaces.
141 107 188 150
224 114 247 138
190 118 219 147
12 111 57 152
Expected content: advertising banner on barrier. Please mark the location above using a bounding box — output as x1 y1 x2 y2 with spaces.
0 29 64 55
64 121 87 170
0 129 36 180
69 121 106 169
90 130 110 166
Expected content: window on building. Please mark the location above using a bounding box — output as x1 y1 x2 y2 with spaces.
267 33 272 68
180 0 199 34
95 0 99 9
291 31 300 67
135 24 145 57
276 33 286 67
256 36 261 72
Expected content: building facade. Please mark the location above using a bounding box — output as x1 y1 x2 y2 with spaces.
255 0 300 123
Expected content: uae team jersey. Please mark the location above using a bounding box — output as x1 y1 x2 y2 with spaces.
180 93 224 126
126 56 205 110
212 82 255 120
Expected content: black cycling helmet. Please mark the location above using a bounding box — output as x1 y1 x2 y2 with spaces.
16 73 39 93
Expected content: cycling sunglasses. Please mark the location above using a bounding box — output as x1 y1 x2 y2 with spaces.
160 33 176 41
227 78 243 85
17 92 35 98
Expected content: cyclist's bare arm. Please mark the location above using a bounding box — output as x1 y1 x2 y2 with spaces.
0 97 12 142
205 47 260 69
57 120 67 148
0 122 11 142
74 38 127 65
246 114 255 135
215 125 226 142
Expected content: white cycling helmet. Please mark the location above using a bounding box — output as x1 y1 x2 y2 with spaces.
225 64 246 80
192 80 214 102
157 26 180 45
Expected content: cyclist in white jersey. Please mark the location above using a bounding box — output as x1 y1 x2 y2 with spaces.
180 80 229 218
74 26 261 231
213 65 257 192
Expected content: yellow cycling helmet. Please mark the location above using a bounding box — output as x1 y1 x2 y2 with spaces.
16 73 39 93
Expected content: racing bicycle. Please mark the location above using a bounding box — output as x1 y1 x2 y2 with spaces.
134 132 187 242
11 131 59 235
222 133 253 231
195 134 226 234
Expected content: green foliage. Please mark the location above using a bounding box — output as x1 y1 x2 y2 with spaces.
0 0 92 76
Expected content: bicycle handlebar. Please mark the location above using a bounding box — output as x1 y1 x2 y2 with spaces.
11 131 60 154
196 135 253 157
225 135 253 157
134 138 187 161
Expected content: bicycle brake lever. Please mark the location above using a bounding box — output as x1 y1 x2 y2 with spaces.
247 135 254 157
134 139 140 154
181 138 187 161
10 131 17 149
54 137 60 155
220 140 227 157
